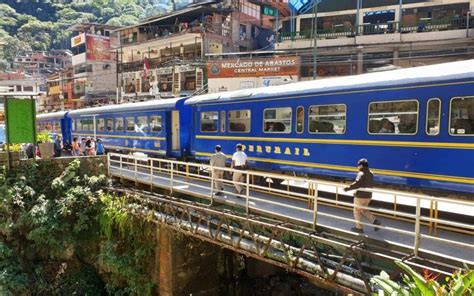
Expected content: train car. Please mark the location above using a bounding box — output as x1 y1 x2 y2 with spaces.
68 98 192 158
186 60 474 194
36 111 72 147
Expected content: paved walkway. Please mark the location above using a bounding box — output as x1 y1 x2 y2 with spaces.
109 165 474 264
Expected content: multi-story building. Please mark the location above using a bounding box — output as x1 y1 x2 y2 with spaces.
275 0 474 78
0 72 46 112
112 0 269 101
40 68 78 113
12 50 72 78
69 23 119 106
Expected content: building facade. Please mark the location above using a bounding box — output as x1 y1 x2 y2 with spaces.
113 0 272 101
275 0 474 78
12 50 72 78
70 23 119 106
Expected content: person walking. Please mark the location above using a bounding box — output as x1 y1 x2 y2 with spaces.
54 135 63 157
231 143 248 195
344 158 381 233
210 145 226 196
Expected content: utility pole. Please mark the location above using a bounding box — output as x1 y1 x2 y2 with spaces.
399 0 403 32
116 49 119 104
356 0 361 35
312 1 318 79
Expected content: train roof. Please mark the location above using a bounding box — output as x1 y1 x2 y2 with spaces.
37 111 68 120
68 98 182 116
185 60 474 105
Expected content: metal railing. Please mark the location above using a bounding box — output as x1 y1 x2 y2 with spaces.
107 153 474 263
278 17 471 42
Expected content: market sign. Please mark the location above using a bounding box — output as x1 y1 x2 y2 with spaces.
207 57 300 79
5 98 36 144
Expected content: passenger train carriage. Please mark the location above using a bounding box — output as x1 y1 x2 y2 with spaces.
37 60 474 194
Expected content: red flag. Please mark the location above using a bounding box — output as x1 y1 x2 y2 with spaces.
143 58 149 80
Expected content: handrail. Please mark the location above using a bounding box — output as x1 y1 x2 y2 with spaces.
107 153 474 262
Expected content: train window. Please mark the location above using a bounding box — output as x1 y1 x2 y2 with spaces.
150 116 162 132
426 99 441 136
368 100 418 135
229 110 251 133
200 112 218 132
137 116 149 132
54 122 61 132
309 104 346 134
106 118 113 132
449 96 474 136
126 117 135 132
220 111 226 133
263 108 291 133
296 106 304 134
115 118 124 132
80 119 93 131
97 118 105 132
71 120 75 131
77 120 82 131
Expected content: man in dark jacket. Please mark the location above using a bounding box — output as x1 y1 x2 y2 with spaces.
344 158 381 233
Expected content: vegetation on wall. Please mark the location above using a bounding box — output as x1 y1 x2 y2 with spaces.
0 159 156 295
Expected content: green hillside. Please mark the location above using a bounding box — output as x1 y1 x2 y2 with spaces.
0 0 191 70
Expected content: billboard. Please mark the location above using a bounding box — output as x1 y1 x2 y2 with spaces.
207 57 300 79
71 33 85 47
86 34 111 61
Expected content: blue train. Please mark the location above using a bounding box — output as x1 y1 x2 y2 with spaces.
37 61 474 194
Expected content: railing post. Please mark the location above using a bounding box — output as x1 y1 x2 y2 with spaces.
210 165 214 205
414 196 421 256
170 162 174 194
313 183 318 230
134 157 138 186
150 159 154 191
119 155 123 180
245 171 250 214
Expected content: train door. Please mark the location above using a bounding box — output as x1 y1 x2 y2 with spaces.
171 110 180 151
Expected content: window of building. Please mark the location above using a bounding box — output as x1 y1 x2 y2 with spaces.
115 118 124 132
449 96 474 136
97 118 105 132
24 86 33 92
137 116 148 133
126 117 135 132
296 106 304 134
106 118 113 132
309 104 346 134
220 111 226 132
201 112 218 132
426 99 441 136
228 110 251 133
368 100 418 135
263 108 292 133
150 116 162 132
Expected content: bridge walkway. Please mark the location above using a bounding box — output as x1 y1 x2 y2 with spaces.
107 153 474 270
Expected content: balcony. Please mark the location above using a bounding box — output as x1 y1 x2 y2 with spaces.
119 52 202 73
278 17 471 42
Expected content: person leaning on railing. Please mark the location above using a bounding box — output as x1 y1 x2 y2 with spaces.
344 158 381 233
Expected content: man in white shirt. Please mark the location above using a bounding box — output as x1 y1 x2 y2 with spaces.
231 143 248 195
210 145 226 196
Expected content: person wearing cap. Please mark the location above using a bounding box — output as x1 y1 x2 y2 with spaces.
210 145 226 196
231 143 248 195
344 158 381 233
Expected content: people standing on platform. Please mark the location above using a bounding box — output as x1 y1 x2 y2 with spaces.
81 138 87 156
96 139 104 156
85 137 96 156
54 135 63 157
231 143 248 195
72 137 81 156
344 158 381 233
210 145 226 196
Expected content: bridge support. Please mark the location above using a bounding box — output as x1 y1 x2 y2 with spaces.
155 226 220 296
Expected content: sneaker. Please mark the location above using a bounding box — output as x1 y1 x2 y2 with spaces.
351 227 364 233
373 219 381 232
215 191 223 196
